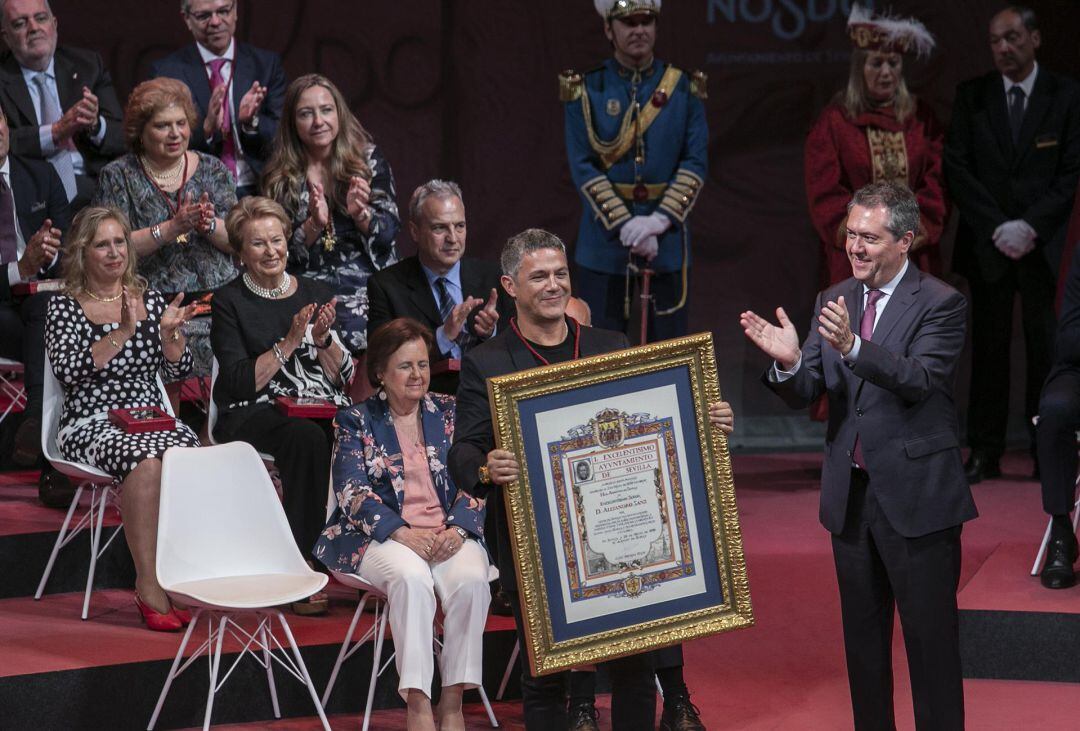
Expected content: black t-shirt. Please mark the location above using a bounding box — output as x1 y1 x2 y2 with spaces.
524 330 575 365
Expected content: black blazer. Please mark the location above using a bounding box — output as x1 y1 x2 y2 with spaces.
0 46 125 179
764 265 977 537
149 42 286 178
945 68 1080 281
0 154 71 301
366 255 515 355
1051 242 1080 374
448 322 630 580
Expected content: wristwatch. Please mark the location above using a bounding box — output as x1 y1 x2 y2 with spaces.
452 526 468 541
478 464 492 485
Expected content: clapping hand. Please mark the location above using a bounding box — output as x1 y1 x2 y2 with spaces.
472 288 500 338
237 81 267 126
284 302 317 353
347 176 372 227
740 307 801 371
118 288 138 339
172 192 202 240
311 299 338 346
817 297 855 355
18 218 62 279
307 179 330 230
444 296 483 341
203 83 228 138
194 192 216 235
160 293 198 343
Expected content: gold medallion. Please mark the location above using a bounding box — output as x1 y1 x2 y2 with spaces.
175 233 189 245
323 233 336 252
606 98 621 117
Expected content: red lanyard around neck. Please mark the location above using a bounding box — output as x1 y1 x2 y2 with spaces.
140 153 190 216
510 316 581 365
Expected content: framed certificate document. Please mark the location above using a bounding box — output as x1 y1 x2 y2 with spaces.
488 332 753 675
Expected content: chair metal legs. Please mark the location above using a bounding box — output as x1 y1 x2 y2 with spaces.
34 481 122 619
147 609 330 731
1031 491 1080 575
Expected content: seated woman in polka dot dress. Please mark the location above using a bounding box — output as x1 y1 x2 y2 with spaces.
44 207 201 633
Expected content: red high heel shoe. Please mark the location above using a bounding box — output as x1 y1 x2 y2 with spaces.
172 606 193 626
134 593 183 632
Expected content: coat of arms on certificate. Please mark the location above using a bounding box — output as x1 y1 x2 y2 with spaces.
489 333 753 675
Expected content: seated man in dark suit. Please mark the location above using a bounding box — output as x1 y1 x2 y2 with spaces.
0 106 72 503
367 179 513 395
0 0 125 210
1036 241 1080 589
150 0 286 197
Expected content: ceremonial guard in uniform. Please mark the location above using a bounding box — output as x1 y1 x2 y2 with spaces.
561 6 709 727
562 0 708 345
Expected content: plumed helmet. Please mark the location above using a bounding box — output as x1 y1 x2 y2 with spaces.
594 0 661 22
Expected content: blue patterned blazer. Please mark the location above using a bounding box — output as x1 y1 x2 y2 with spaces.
313 392 486 574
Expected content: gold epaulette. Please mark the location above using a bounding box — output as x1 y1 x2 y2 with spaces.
559 69 583 102
690 69 708 100
659 169 704 223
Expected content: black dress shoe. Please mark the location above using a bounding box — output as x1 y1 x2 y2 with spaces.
1041 531 1079 589
660 694 706 731
38 469 76 509
490 587 513 617
567 699 600 731
12 415 42 468
964 453 1001 485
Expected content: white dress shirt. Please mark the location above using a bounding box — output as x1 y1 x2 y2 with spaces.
2 158 29 287
196 39 254 187
1002 61 1039 113
20 56 107 176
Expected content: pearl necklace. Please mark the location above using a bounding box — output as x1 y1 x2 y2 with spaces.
140 154 185 184
242 271 291 299
85 288 123 302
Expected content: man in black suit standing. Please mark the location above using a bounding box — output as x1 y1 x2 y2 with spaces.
945 5 1080 484
744 182 977 730
1035 242 1080 589
367 179 512 395
151 0 286 197
0 0 125 209
0 105 70 496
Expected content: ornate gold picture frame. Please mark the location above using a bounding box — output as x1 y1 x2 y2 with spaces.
488 332 753 676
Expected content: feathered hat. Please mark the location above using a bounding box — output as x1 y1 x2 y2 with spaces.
594 0 661 22
847 3 935 57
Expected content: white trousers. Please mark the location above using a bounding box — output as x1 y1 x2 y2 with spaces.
359 537 491 699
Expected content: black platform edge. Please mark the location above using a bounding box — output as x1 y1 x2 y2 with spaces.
0 630 520 730
0 527 136 600
960 608 1080 683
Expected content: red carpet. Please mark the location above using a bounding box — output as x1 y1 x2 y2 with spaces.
5 450 1080 729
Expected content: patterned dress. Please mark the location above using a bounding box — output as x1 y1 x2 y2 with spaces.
45 291 201 479
93 151 239 376
276 145 399 353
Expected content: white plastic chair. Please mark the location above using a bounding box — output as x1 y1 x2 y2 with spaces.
148 442 330 731
321 481 500 730
35 355 173 620
0 356 27 426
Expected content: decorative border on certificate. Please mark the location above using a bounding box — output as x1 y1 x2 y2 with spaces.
489 332 754 676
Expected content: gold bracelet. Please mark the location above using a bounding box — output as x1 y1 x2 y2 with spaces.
107 334 122 349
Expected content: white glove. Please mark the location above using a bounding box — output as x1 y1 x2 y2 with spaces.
630 235 659 262
992 219 1037 260
619 212 671 249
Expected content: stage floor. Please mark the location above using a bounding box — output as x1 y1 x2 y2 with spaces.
4 450 1079 730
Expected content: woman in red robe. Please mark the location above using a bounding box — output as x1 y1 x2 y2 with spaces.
805 6 945 286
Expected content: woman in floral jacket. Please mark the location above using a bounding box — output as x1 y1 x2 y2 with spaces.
314 318 491 731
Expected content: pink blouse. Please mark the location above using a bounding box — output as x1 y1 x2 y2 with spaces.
395 424 446 529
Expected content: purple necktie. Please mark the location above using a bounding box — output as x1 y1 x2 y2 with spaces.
852 289 884 469
0 175 17 265
207 59 237 176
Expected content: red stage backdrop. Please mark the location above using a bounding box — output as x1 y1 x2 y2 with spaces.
48 0 1080 447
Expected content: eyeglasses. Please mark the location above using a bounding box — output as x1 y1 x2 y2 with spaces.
187 3 234 24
